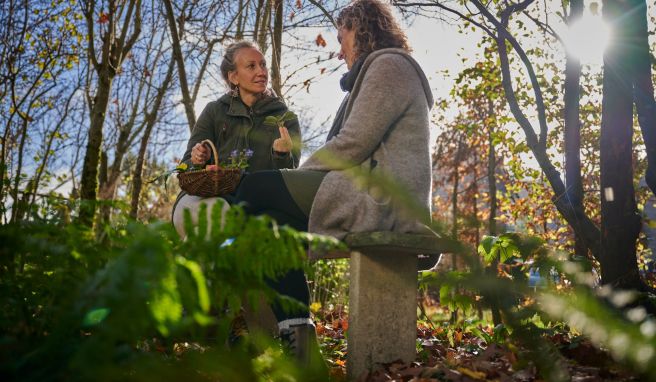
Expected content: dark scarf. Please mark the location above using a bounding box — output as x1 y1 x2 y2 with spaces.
326 55 368 141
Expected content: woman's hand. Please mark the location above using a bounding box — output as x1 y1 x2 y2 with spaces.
191 142 210 164
272 126 293 153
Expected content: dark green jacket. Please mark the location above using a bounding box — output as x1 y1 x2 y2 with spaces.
181 93 300 172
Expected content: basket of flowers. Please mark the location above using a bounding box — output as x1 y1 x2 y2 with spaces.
176 139 250 197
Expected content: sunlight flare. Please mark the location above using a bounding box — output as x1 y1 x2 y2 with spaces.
563 13 611 64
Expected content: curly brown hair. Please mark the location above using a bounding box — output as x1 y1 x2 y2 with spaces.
336 0 411 58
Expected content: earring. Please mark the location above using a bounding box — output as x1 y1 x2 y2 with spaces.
231 85 240 98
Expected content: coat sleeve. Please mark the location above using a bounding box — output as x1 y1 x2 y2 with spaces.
301 54 417 171
181 102 216 166
271 113 301 169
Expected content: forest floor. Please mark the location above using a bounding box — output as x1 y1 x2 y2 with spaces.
316 302 643 382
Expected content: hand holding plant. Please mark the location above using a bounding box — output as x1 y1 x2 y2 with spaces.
265 111 297 153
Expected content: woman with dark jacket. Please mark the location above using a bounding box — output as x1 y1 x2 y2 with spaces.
233 0 434 366
172 41 300 237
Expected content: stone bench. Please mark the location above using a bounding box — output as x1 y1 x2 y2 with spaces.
310 231 459 380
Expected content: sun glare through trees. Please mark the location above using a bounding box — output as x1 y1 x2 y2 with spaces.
563 11 611 64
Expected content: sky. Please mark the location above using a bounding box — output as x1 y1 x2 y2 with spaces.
292 14 484 152
188 1 613 163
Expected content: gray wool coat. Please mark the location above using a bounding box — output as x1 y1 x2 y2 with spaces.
299 48 434 239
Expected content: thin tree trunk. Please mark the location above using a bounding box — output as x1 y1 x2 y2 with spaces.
487 100 497 236
472 153 480 246
253 0 265 40
25 89 77 216
485 100 502 325
271 0 284 97
130 57 176 219
450 137 463 323
257 1 272 54
564 0 586 258
163 0 196 131
236 0 245 40
599 0 644 289
451 138 462 241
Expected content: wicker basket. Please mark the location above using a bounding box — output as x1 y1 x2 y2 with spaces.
178 139 243 197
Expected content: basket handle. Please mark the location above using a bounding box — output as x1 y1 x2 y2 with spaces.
200 139 219 165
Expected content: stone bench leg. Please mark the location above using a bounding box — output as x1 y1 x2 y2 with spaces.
347 250 417 380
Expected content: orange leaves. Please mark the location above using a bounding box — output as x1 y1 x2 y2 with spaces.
331 317 348 331
97 12 109 24
315 33 326 47
315 322 326 335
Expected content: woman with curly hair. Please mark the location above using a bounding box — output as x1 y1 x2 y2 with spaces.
234 0 434 368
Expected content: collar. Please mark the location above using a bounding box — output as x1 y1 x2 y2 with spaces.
222 89 282 117
339 54 368 92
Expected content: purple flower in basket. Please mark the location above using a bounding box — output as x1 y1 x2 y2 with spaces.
225 148 254 170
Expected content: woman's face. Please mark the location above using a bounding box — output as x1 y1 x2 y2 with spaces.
337 26 357 69
228 47 268 96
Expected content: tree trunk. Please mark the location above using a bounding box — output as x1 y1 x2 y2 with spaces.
10 117 29 222
163 0 196 131
599 0 644 289
564 0 586 258
96 150 109 229
631 0 656 196
271 0 284 97
79 70 113 226
257 1 272 54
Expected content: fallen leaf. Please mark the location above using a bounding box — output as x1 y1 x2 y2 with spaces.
446 349 459 366
457 366 486 380
454 329 463 344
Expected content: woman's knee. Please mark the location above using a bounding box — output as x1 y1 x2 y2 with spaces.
172 194 229 238
236 171 283 209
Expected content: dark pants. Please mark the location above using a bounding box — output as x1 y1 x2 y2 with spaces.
235 170 310 322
